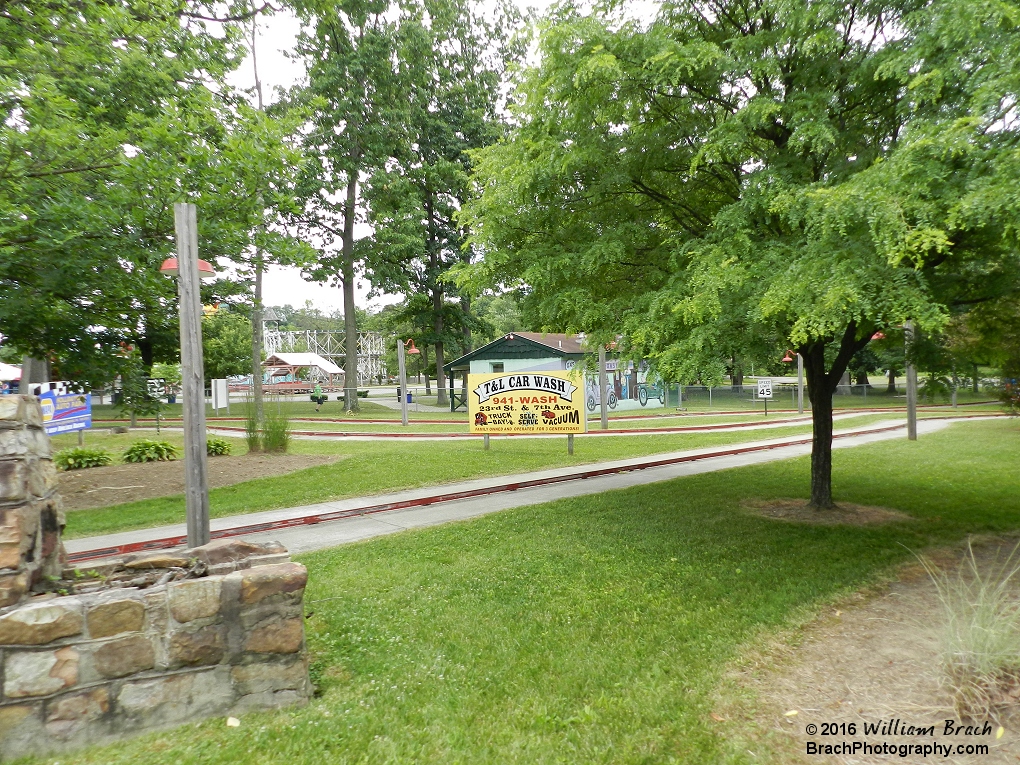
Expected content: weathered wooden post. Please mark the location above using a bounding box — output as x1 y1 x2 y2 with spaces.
172 203 211 547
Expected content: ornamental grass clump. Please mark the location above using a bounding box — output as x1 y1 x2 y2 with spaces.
261 407 291 453
54 447 113 471
922 540 1020 722
122 439 178 463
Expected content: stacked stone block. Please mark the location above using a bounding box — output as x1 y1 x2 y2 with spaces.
0 395 312 760
0 396 63 608
0 561 311 759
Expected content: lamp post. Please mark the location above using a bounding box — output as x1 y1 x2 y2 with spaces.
161 203 216 548
782 350 804 414
396 338 420 427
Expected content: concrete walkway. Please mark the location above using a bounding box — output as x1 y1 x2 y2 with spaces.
65 417 972 561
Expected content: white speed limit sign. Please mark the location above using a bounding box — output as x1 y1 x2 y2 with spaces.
757 378 773 399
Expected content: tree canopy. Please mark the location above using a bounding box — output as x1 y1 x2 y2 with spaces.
0 0 304 385
462 0 1020 506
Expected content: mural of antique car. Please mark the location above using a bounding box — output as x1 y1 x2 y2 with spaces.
638 380 667 406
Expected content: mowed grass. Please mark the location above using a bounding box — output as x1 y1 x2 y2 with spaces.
62 420 831 538
35 419 1020 765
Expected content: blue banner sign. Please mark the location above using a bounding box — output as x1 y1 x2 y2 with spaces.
37 388 92 435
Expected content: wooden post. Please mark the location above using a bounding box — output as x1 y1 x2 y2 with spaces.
598 345 608 430
396 339 408 427
567 434 574 455
77 430 84 447
483 434 490 451
174 203 210 548
797 353 804 414
905 320 918 441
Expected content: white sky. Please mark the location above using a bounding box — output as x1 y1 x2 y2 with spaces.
227 0 656 315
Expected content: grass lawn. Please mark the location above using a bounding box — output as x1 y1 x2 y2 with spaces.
60 412 980 539
36 419 1020 765
62 419 831 538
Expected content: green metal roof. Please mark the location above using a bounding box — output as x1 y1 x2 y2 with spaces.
443 333 585 374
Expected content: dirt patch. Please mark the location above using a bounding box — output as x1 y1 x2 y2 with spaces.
724 539 1020 764
744 499 913 526
58 453 344 511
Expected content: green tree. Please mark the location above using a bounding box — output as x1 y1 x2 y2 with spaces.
291 0 405 411
362 0 523 406
203 309 254 381
463 0 1020 508
0 0 303 388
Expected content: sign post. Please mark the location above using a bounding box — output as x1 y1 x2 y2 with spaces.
757 377 773 417
146 378 166 434
468 371 586 452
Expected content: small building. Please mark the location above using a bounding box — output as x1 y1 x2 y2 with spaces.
443 333 585 410
443 332 667 413
262 352 344 394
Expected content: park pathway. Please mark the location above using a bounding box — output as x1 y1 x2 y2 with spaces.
64 417 988 562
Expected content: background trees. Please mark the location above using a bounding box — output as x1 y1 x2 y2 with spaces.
463 0 1020 507
0 0 305 387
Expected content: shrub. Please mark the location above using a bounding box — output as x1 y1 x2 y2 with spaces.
122 440 179 463
54 447 113 471
206 436 232 456
922 540 1020 721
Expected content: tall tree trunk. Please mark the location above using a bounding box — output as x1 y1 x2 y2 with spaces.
972 363 979 393
886 367 896 394
731 356 743 391
425 189 448 407
249 9 266 424
803 344 835 509
251 257 264 424
422 346 431 394
803 322 871 509
21 356 49 386
855 369 871 388
342 174 359 412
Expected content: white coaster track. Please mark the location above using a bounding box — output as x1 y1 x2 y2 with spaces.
263 328 387 386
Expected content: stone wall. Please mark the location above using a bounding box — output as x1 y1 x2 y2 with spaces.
0 396 312 760
0 396 63 608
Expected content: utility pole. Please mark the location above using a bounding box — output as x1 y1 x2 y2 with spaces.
905 320 918 441
174 203 211 547
397 338 409 427
797 352 804 415
598 345 609 430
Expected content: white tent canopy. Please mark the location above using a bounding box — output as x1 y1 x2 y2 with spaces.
263 353 342 376
0 362 21 381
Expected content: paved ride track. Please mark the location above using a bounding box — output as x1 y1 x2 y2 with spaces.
64 416 998 563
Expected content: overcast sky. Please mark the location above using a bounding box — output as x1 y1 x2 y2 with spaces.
226 1 656 315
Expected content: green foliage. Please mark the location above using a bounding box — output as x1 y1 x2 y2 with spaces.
0 0 310 387
202 309 253 381
462 0 1020 504
244 403 262 453
54 447 113 471
122 440 178 463
206 436 232 457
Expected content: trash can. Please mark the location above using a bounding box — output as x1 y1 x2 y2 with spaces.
406 393 413 404
396 386 402 401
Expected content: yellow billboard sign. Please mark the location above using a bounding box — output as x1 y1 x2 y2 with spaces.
467 371 586 434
